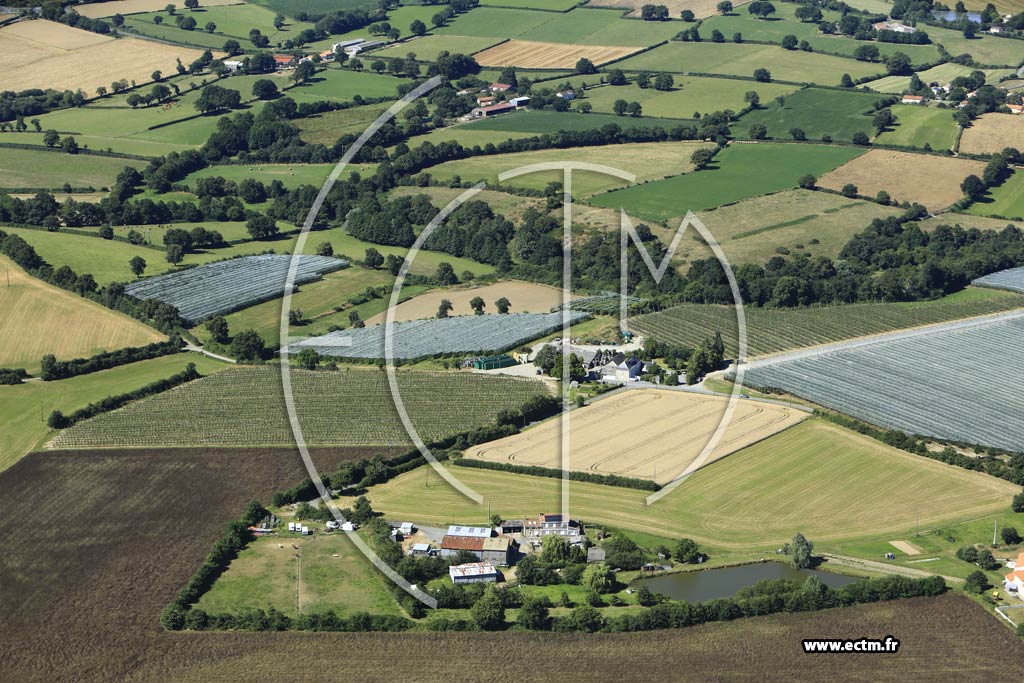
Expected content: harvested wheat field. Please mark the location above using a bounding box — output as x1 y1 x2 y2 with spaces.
960 113 1024 156
365 280 570 325
464 388 807 484
0 20 208 93
474 39 638 69
588 0 750 18
76 0 241 17
819 149 986 211
0 255 164 373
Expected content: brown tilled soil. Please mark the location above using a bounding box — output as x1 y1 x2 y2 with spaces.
2 447 1023 682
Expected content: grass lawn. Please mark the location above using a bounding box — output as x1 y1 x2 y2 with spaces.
874 104 959 150
864 63 1016 93
424 141 712 197
121 4 315 50
631 286 1024 357
0 147 143 190
588 142 864 219
966 169 1024 220
0 255 165 374
701 4 941 64
738 87 886 142
197 532 404 619
580 76 798 118
615 42 885 85
0 353 229 472
366 419 1017 549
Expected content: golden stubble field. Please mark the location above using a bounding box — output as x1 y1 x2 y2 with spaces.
959 113 1024 156
588 0 752 18
474 39 639 68
0 255 165 372
819 149 986 211
464 388 807 484
364 280 571 325
0 20 208 93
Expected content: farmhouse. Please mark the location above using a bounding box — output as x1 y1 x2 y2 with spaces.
599 352 646 383
471 102 516 118
524 513 584 545
319 49 335 61
441 524 494 558
873 21 916 33
901 95 925 104
556 89 576 100
1008 104 1024 115
476 95 497 106
449 562 498 584
1005 568 1024 597
490 82 513 93
272 54 294 70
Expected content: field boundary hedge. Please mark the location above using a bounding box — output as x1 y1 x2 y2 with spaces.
0 141 150 161
40 336 184 381
453 456 661 490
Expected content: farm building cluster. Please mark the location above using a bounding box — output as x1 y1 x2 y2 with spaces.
464 82 532 119
222 38 384 72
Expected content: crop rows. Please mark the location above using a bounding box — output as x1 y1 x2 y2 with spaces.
563 293 639 314
742 316 1024 451
293 311 588 360
50 366 550 449
125 255 346 323
631 296 1024 357
973 267 1024 294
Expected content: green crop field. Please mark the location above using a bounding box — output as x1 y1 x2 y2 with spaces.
374 34 503 61
121 4 316 50
367 419 1017 548
874 104 959 150
424 141 712 197
966 169 1024 220
515 8 683 46
0 353 229 472
50 365 551 449
480 0 580 9
700 4 941 64
677 188 900 265
630 287 1024 357
925 24 1024 67
588 142 863 219
738 87 887 142
864 63 1015 93
0 148 142 190
580 76 798 118
615 42 885 85
196 533 404 619
465 109 694 133
431 6 561 39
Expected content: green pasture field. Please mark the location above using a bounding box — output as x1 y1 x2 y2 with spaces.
479 0 581 9
374 34 504 61
295 103 393 145
302 5 439 50
0 353 229 472
916 211 1022 231
366 419 1017 549
0 133 186 158
456 109 696 134
0 147 143 190
389 186 543 224
196 533 404 619
737 87 888 141
76 221 251 243
423 141 712 197
840 0 895 12
874 104 959 150
676 188 900 265
515 8 684 46
287 68 402 102
195 266 394 347
186 162 377 190
700 4 941 64
588 142 863 219
966 169 1024 220
579 76 798 118
50 365 550 449
924 24 1024 67
121 4 315 49
430 6 561 39
247 0 377 18
630 287 1024 357
614 42 885 85
864 63 1015 93
402 124 540 150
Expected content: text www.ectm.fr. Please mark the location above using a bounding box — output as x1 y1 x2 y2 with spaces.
802 637 900 654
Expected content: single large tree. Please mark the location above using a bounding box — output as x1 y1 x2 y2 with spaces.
129 256 147 278
791 532 814 569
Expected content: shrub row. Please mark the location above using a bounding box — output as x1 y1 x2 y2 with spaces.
0 367 28 385
452 457 661 492
40 336 184 381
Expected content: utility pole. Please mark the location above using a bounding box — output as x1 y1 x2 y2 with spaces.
994 519 999 546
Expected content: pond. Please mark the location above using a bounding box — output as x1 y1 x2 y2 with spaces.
632 561 858 603
931 10 982 23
